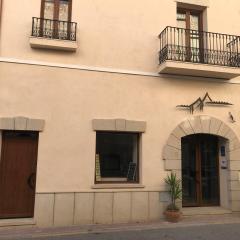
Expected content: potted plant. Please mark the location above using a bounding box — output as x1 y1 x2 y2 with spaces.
164 172 182 222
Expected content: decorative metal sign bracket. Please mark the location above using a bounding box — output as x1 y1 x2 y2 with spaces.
177 92 233 114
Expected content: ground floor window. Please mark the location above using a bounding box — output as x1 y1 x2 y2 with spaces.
95 132 139 183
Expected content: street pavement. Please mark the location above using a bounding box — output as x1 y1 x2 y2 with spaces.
28 224 240 240
1 214 240 240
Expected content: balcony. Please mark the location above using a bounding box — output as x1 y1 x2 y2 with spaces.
158 26 240 80
29 17 78 51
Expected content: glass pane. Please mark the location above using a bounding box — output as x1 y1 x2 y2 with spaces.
190 15 199 30
190 36 200 62
191 38 199 48
58 0 70 39
177 13 186 21
44 0 54 19
190 15 200 62
96 132 138 181
177 20 186 29
177 13 186 29
182 136 198 206
200 135 219 206
176 12 186 61
42 19 54 38
43 0 54 38
59 0 69 21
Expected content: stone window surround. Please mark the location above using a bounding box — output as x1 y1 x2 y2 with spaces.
162 115 240 212
175 0 209 8
92 119 146 133
92 118 146 189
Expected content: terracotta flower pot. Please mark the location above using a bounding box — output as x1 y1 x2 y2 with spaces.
164 210 182 223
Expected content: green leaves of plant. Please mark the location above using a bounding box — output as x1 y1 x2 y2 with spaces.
165 172 182 208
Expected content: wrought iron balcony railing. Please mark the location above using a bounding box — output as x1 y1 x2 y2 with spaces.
159 26 240 68
32 17 77 41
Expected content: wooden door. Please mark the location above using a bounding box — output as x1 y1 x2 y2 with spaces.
0 131 39 219
182 134 220 207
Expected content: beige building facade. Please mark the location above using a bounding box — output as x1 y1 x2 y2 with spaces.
1 0 240 227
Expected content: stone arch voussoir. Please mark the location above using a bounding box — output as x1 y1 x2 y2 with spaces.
163 115 240 171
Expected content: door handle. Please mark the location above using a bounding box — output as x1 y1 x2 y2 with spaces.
27 173 36 190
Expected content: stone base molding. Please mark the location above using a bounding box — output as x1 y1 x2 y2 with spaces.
0 116 45 131
162 115 240 211
34 191 169 227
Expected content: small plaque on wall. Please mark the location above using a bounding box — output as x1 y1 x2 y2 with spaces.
221 159 228 169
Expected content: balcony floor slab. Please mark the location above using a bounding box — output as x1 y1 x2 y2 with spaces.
29 37 78 52
159 60 240 80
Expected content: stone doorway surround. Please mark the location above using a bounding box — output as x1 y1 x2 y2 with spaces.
162 115 240 212
0 116 45 131
0 116 44 226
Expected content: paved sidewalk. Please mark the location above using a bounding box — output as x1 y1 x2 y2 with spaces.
0 214 240 239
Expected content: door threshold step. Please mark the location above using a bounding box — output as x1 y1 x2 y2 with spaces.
0 218 36 227
182 207 232 216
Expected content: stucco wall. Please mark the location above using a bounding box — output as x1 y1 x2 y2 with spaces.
0 0 175 72
0 61 239 193
1 0 240 74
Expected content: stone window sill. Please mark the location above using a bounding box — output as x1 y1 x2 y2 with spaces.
91 184 145 189
29 37 78 52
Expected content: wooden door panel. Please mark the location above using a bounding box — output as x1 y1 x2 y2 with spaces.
0 131 39 218
182 135 198 207
200 135 220 206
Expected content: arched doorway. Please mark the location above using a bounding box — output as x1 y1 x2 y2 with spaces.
162 115 240 211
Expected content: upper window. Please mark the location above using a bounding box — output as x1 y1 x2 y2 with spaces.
177 8 203 31
35 0 75 41
41 0 72 22
176 8 203 62
95 132 139 183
